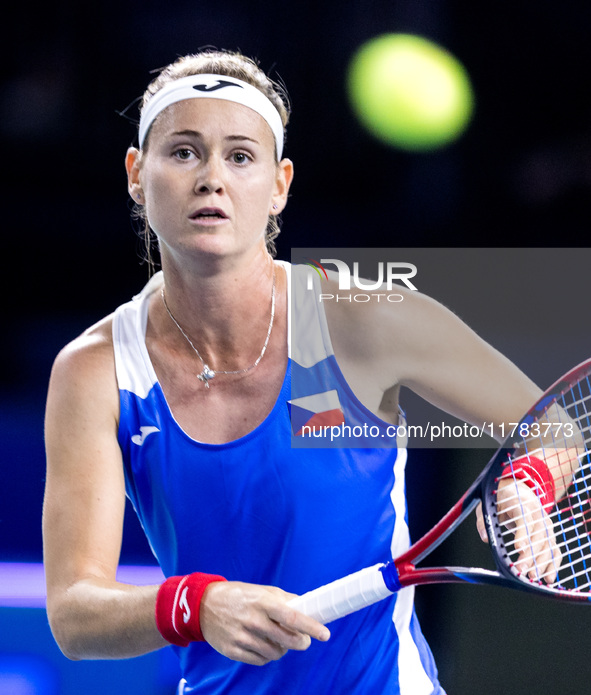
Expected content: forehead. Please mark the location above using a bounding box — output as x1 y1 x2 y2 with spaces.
149 98 276 148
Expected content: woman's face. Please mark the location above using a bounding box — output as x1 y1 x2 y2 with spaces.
128 97 293 263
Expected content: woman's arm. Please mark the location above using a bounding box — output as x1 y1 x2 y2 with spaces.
326 284 542 440
393 290 542 435
43 320 167 659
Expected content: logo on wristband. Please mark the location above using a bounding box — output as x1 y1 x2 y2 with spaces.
179 586 191 624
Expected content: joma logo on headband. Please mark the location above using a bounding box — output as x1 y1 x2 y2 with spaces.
192 80 243 93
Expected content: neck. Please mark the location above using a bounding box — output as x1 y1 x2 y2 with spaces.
156 249 283 372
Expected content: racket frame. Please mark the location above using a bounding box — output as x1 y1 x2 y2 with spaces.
390 359 591 601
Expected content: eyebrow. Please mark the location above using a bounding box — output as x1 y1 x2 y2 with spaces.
170 129 260 145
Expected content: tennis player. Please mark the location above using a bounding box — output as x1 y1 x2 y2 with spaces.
43 50 551 694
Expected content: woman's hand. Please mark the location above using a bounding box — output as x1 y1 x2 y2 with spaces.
200 581 330 665
476 481 562 585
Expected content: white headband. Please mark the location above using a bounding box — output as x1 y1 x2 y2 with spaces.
138 73 284 159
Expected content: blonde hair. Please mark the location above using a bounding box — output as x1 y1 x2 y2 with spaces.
134 50 291 267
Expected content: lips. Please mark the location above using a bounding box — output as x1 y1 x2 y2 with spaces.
189 207 229 220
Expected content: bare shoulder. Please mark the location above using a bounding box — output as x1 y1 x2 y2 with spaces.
47 313 119 428
50 314 114 380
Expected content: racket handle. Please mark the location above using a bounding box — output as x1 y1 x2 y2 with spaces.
287 563 394 624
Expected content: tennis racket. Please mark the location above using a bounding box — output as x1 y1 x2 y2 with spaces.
288 358 591 624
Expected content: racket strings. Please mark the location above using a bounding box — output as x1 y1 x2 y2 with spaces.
500 518 591 585
496 476 591 590
492 373 591 595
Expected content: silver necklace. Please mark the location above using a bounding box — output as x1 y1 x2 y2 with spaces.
161 270 276 388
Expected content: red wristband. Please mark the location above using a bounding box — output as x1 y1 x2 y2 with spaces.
155 572 227 647
501 455 556 511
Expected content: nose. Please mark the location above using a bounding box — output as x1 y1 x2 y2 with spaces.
196 154 224 195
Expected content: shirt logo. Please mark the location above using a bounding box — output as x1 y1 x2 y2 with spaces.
131 426 160 446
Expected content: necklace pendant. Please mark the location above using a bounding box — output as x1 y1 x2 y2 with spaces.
162 268 275 388
197 364 216 387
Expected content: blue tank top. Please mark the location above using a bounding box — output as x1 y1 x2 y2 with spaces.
113 262 444 694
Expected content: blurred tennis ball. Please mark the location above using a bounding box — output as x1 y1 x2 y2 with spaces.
347 34 474 151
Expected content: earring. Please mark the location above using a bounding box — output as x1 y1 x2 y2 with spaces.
272 204 278 210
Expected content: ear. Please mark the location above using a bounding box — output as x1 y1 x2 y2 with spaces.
125 147 144 204
270 158 294 215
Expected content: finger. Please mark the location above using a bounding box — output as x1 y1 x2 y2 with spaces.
233 613 315 664
546 527 562 583
475 503 488 542
528 514 561 585
228 635 288 666
253 616 313 652
266 599 331 643
512 507 537 576
526 527 552 582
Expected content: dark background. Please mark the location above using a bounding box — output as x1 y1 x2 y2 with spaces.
1 1 590 693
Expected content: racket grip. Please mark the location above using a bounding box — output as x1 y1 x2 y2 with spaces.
287 563 394 624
